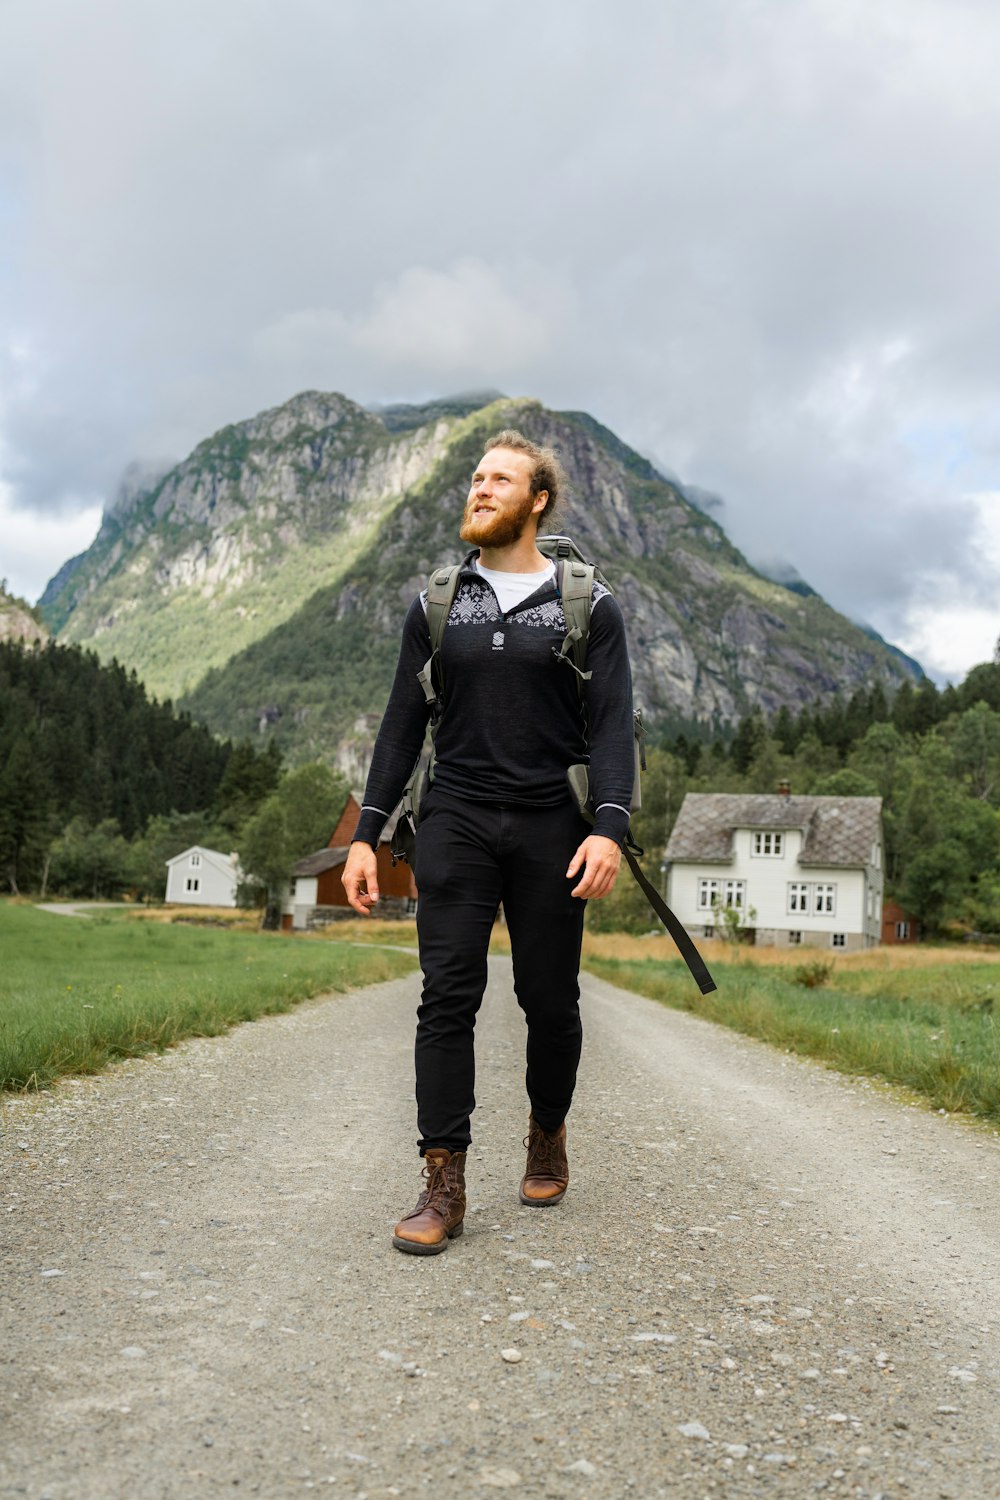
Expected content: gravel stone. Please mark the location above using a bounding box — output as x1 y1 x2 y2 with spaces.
563 1458 598 1476
479 1467 521 1487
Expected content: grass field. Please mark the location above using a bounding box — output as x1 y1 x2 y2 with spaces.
11 901 999 1124
0 902 418 1093
581 937 1000 1125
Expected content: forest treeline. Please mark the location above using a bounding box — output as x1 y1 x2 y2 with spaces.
0 640 284 897
594 655 1000 935
4 635 1000 934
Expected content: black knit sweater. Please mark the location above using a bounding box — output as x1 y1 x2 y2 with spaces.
354 556 635 847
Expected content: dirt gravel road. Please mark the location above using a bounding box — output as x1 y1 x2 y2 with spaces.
2 958 999 1499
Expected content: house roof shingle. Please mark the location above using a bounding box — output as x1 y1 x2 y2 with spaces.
293 846 350 877
664 793 882 868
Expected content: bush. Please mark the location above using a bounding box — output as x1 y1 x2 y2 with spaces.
792 959 834 989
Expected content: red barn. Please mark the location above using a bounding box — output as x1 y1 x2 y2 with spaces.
281 793 417 930
881 897 920 944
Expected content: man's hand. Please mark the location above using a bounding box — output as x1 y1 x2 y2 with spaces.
342 842 380 916
566 834 622 900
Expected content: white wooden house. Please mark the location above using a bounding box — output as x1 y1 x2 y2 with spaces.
664 793 884 950
164 846 241 908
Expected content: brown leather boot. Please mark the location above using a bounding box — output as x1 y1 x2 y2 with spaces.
392 1148 467 1255
520 1115 569 1206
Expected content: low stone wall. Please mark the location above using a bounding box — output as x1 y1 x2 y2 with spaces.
305 899 415 930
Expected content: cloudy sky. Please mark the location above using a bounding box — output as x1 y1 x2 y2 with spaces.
2 0 999 681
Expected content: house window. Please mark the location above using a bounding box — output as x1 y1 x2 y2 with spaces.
831 932 846 948
723 879 746 910
190 853 201 867
703 924 715 938
895 920 910 940
698 878 720 910
753 831 784 857
788 930 802 945
814 883 836 915
405 897 418 916
788 882 810 914
185 877 200 893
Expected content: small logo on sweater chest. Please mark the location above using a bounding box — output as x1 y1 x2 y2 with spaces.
491 631 505 651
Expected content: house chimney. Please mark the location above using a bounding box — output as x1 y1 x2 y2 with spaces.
777 780 791 798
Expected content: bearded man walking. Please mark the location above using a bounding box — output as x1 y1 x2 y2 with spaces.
342 430 635 1254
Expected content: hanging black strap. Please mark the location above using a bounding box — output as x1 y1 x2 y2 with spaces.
620 845 718 995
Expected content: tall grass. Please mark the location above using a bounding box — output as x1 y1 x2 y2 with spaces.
585 950 1000 1124
0 903 417 1092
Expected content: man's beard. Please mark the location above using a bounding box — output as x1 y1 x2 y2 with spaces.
459 491 538 548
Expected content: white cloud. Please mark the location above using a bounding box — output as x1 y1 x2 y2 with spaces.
891 492 1000 681
249 261 573 395
353 260 565 374
3 0 1000 675
0 484 102 603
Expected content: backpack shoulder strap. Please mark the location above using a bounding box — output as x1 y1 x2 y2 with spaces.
425 565 462 657
554 556 595 687
417 564 462 708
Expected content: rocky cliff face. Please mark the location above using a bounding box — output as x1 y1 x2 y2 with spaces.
41 392 455 699
41 390 920 761
0 589 48 648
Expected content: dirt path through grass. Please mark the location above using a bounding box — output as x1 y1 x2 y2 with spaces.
2 963 998 1498
35 901 124 917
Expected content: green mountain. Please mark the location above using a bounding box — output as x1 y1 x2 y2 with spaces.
41 390 921 766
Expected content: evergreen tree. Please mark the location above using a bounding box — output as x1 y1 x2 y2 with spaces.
772 704 799 755
0 639 280 891
214 738 283 832
891 679 917 735
729 708 768 774
0 725 53 893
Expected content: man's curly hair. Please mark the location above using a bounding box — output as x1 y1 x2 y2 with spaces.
481 428 565 525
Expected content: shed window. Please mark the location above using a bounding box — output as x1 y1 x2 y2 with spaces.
895 920 910 940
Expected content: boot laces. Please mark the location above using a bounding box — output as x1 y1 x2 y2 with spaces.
524 1125 564 1178
417 1154 451 1210
413 1152 461 1212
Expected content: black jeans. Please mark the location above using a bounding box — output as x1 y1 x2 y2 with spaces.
411 787 590 1154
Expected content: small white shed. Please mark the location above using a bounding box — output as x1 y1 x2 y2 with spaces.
164 846 241 907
